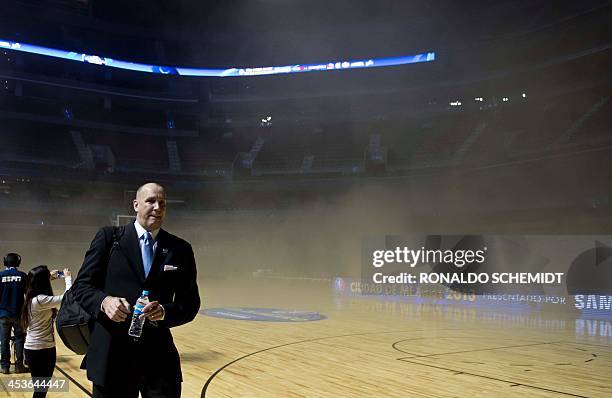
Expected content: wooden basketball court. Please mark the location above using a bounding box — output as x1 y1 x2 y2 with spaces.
0 279 610 397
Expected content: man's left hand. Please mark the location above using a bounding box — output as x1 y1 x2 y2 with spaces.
141 300 165 321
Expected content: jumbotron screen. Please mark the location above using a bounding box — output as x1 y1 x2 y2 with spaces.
0 38 435 77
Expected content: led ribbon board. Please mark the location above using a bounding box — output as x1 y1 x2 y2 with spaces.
0 39 435 77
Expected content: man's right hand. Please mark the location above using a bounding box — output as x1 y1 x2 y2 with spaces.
101 296 131 322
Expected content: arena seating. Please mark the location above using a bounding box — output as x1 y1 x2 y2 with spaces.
0 120 78 165
177 133 254 175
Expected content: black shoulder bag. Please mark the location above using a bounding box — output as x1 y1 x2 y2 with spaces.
55 225 124 354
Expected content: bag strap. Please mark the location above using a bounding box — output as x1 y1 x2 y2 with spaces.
109 225 125 253
100 225 126 290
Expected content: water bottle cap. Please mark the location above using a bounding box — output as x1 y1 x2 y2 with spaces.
142 290 149 296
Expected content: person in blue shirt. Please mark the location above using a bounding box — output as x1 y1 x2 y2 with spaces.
0 252 28 374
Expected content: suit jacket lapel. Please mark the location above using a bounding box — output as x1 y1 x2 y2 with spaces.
123 223 146 282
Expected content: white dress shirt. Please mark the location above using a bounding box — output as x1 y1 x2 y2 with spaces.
134 220 159 257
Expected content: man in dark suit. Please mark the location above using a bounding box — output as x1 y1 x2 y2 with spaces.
73 182 200 398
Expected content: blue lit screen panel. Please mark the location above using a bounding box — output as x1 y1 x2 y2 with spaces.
0 39 435 78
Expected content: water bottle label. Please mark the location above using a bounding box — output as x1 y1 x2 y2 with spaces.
134 303 145 315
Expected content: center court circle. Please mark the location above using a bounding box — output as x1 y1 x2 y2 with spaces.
201 307 327 322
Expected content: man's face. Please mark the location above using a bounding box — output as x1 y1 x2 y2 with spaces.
133 183 167 231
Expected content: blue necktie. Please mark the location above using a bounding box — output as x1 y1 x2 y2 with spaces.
142 232 154 277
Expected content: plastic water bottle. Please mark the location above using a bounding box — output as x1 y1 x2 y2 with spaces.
128 290 149 339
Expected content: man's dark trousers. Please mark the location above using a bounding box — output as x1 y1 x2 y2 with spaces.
0 317 25 369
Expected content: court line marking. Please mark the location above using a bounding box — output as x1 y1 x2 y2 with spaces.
392 337 602 396
55 364 92 397
397 358 590 398
561 341 612 349
392 338 565 357
200 328 464 397
201 329 604 398
0 354 92 396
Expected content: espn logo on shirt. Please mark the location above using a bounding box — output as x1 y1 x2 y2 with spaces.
1 276 22 282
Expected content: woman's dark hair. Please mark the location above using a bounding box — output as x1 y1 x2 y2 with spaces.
21 265 55 330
